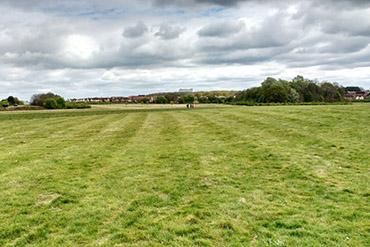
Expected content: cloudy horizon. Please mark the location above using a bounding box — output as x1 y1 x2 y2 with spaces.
1 0 370 100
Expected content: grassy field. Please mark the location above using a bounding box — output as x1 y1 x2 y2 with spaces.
0 104 369 246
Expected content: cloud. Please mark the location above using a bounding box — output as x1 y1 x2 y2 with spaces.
154 24 185 40
1 0 370 100
197 20 245 37
154 0 244 7
123 22 148 38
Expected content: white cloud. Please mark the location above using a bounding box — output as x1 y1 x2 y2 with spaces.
64 34 100 60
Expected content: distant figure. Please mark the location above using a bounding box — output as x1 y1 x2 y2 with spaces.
186 104 189 108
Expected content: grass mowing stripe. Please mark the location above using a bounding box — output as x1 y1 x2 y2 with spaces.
0 113 148 246
215 109 370 188
0 106 215 121
0 115 109 159
179 110 369 246
95 111 206 246
0 114 127 239
0 114 125 176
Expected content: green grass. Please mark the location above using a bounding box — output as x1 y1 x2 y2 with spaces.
0 105 369 246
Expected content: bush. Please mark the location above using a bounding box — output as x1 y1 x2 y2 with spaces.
31 93 64 107
43 98 59 109
1 99 9 108
65 102 91 109
31 92 66 109
55 97 66 109
0 105 43 111
7 96 24 106
154 96 168 104
182 95 195 104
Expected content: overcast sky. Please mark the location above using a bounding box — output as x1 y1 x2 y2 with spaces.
1 0 370 100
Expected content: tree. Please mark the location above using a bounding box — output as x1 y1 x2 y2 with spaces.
0 99 9 108
305 82 322 102
55 97 66 109
31 93 65 108
7 96 23 106
43 98 58 109
345 86 363 92
288 88 300 103
154 96 168 104
198 96 209 103
320 82 344 102
235 87 262 102
260 78 291 103
233 76 349 104
182 94 195 104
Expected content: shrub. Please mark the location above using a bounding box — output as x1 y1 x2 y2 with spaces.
31 93 64 107
154 96 168 104
43 98 59 109
65 102 91 109
7 96 24 106
55 97 66 109
1 99 9 108
1 100 7 107
182 95 195 104
31 92 66 109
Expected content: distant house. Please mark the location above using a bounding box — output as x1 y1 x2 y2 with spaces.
69 95 153 104
344 91 369 101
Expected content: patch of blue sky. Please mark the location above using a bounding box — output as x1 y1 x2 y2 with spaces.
199 7 225 17
39 5 127 20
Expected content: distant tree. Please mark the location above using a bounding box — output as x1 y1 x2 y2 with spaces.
164 94 178 103
55 97 65 108
235 87 262 103
345 86 363 92
139 97 150 104
290 75 309 101
207 95 220 103
320 82 342 102
305 82 323 102
43 98 58 109
7 96 23 106
182 94 195 104
0 99 9 108
198 96 209 103
154 96 168 104
31 93 65 109
288 88 300 103
260 78 291 103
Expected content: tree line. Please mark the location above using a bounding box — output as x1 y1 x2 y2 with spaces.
0 96 24 108
1 75 368 110
234 76 352 104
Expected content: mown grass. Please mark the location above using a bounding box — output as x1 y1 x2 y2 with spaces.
0 104 369 246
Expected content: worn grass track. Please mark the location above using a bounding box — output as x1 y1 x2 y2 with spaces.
0 105 369 246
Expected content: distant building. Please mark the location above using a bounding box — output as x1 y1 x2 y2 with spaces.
69 95 153 104
179 88 193 93
344 91 369 101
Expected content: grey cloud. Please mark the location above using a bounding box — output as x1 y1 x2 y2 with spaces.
154 24 185 40
317 36 370 53
154 0 244 7
196 14 297 52
198 21 245 37
321 14 370 37
123 22 148 38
